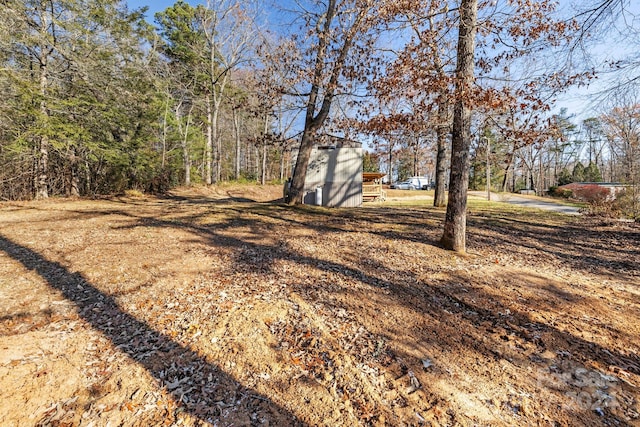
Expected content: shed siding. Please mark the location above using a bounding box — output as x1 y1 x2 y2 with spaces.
304 146 363 207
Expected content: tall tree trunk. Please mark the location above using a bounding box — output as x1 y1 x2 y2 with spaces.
178 105 193 187
538 155 544 195
501 164 510 193
440 0 477 253
501 151 514 192
213 105 221 183
35 49 49 200
246 138 253 177
205 93 213 185
69 147 80 197
255 145 260 178
161 99 169 169
434 102 449 207
261 113 269 185
388 147 393 184
287 128 315 203
553 141 559 186
183 140 192 187
261 145 267 185
84 156 91 196
233 106 241 180
286 0 366 204
280 147 286 181
431 22 450 207
286 0 338 205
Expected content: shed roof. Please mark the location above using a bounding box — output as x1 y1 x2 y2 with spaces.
363 172 386 181
315 134 362 148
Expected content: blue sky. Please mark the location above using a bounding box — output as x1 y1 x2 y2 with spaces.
126 0 293 26
126 0 638 122
127 0 203 22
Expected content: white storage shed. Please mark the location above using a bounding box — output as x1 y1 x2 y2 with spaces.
303 136 363 208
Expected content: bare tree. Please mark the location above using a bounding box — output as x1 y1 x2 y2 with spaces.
156 0 258 185
285 0 390 204
601 89 640 182
203 0 258 183
570 0 639 103
396 3 455 207
600 87 640 217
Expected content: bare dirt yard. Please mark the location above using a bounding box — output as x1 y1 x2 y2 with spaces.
1 185 638 426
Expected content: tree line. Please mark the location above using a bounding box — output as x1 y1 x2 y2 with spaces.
377 104 638 194
0 0 298 200
1 0 637 251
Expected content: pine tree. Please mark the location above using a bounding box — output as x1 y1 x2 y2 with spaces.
572 162 586 182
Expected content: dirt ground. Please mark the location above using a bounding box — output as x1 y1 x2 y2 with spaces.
0 185 638 426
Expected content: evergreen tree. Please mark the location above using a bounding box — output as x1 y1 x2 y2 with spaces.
572 162 586 182
0 0 158 198
584 161 602 182
557 168 573 186
363 151 380 173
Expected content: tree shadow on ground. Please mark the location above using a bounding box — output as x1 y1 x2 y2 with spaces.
265 202 639 280
0 234 306 426
18 198 638 425
110 202 639 373
467 213 640 276
108 200 638 425
106 202 640 374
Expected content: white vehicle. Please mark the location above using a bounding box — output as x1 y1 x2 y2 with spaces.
390 181 415 190
407 176 433 190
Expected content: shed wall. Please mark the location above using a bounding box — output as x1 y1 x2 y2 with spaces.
304 147 363 207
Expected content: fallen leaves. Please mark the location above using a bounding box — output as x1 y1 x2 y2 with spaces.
0 190 639 426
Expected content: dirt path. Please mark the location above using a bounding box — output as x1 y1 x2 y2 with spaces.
1 186 638 426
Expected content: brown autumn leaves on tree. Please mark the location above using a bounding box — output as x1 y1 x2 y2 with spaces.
438 0 590 251
286 0 589 252
440 0 478 252
284 0 388 205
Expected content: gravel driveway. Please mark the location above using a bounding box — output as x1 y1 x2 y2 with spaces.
469 191 581 215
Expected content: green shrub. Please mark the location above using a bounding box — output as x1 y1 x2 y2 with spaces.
552 187 573 199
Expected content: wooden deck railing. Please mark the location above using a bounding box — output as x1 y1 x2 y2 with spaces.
363 183 386 201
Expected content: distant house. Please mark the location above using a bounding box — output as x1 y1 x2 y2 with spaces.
303 136 363 207
558 182 627 199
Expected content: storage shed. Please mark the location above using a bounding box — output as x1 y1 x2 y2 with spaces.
303 136 363 207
